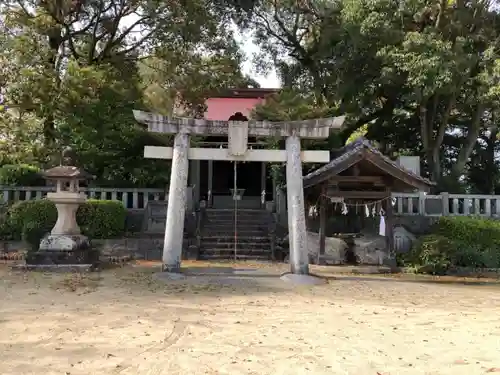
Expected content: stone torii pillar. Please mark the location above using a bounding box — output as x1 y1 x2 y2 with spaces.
133 111 345 274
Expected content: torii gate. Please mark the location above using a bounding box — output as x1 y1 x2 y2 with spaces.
133 110 345 275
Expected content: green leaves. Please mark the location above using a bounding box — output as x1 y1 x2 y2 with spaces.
0 0 251 187
379 31 460 97
247 0 500 190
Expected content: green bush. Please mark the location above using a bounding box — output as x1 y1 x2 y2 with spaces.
8 199 57 242
406 234 455 274
433 216 500 252
0 164 45 186
0 198 15 240
406 217 500 274
3 199 126 241
77 199 127 238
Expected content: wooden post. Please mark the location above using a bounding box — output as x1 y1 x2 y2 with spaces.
385 188 395 265
207 160 213 208
261 162 266 208
318 192 327 265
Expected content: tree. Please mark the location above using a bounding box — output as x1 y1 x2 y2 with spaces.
246 0 500 189
0 0 252 186
252 89 343 186
139 51 258 117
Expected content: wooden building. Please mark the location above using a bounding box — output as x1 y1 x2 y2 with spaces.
190 88 279 209
302 137 434 261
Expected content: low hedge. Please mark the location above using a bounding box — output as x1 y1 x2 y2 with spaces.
1 199 127 244
433 216 500 251
77 200 127 238
404 216 500 274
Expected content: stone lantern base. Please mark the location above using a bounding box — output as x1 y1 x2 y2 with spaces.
25 234 99 267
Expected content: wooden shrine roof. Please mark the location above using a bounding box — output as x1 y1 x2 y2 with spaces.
303 137 434 191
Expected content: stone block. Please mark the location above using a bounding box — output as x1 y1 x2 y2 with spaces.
28 234 98 265
40 234 89 251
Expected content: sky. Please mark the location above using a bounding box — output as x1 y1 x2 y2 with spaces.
120 12 281 88
233 29 281 88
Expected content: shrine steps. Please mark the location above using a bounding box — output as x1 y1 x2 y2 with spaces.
198 209 273 260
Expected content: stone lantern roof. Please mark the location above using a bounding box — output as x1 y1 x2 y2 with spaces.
42 166 93 181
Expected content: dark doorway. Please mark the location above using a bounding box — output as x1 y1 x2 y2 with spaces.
212 161 261 196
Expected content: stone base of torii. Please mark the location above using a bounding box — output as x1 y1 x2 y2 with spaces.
133 111 345 276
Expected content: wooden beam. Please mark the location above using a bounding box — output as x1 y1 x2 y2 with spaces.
328 176 385 184
318 194 327 265
144 146 330 163
326 190 389 199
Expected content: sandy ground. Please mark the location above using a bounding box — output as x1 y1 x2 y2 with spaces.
1 262 500 375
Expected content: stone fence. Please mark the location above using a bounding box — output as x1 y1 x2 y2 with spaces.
392 192 500 216
2 185 500 217
0 186 167 210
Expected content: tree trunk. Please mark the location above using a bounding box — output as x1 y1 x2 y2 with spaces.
485 127 498 194
452 104 484 177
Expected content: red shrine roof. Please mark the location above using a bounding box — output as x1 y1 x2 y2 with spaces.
209 88 279 99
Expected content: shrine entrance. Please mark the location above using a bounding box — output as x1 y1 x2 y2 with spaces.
197 131 273 209
134 110 345 275
198 159 271 209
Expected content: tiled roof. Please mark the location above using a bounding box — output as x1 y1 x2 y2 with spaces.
303 137 434 188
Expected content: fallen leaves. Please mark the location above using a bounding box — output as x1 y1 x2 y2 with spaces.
51 273 101 293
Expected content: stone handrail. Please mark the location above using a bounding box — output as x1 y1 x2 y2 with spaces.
5 185 500 217
392 192 500 217
0 186 166 210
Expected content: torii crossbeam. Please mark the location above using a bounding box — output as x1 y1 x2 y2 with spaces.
133 110 346 275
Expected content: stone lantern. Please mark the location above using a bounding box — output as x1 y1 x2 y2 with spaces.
42 165 91 236
27 163 96 267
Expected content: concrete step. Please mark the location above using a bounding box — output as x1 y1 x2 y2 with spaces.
204 215 266 220
204 220 269 226
205 212 270 218
198 251 271 260
206 209 268 213
205 214 271 220
201 241 271 250
203 223 266 229
205 217 270 223
201 231 268 237
201 235 270 241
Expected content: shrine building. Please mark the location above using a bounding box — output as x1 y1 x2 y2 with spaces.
188 87 279 209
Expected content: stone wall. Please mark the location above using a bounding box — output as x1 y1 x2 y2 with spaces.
392 215 439 235
305 213 436 237
300 214 438 266
0 237 189 261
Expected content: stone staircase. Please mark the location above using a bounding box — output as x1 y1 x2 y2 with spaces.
198 209 273 261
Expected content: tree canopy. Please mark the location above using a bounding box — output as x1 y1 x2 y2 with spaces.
248 0 500 193
0 0 254 186
1 0 500 193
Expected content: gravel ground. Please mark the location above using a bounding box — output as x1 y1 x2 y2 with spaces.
1 262 500 375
